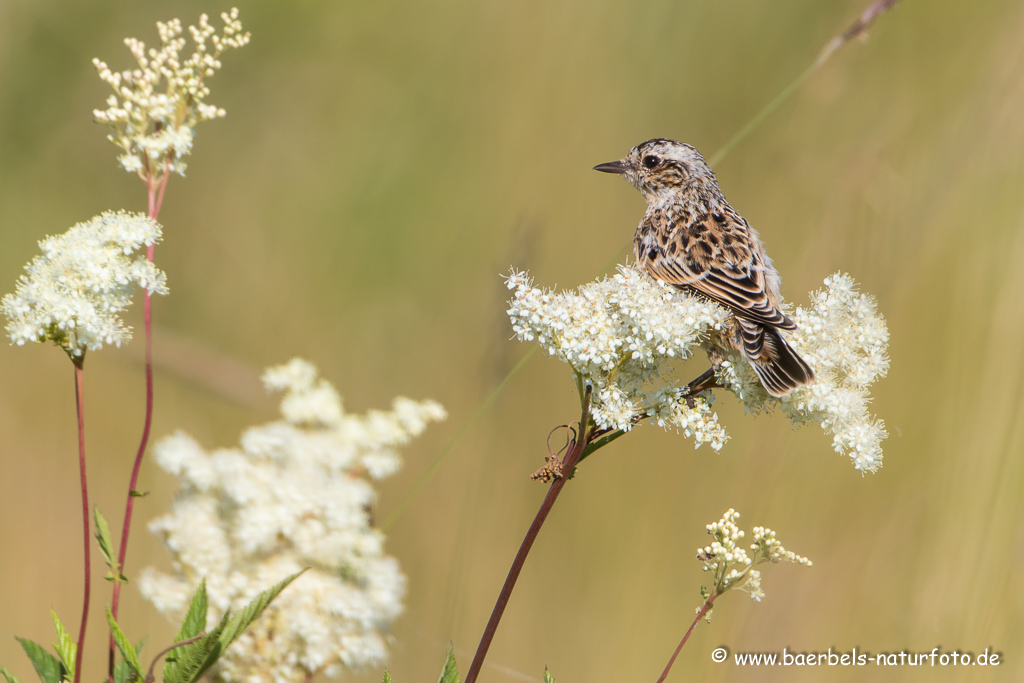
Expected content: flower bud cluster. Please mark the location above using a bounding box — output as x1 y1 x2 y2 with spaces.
697 509 811 602
93 9 250 179
751 526 813 566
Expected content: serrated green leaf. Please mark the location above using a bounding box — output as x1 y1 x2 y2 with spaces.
49 613 75 683
162 581 208 683
94 509 127 585
381 671 393 683
161 618 226 683
1 665 24 683
215 570 305 656
113 641 145 683
93 508 116 571
106 607 143 683
15 638 62 683
436 645 459 683
171 569 304 683
543 668 556 683
177 581 209 642
113 656 128 683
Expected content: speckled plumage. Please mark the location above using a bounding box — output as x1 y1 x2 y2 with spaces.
595 138 814 396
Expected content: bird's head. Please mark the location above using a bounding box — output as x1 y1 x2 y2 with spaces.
593 138 716 204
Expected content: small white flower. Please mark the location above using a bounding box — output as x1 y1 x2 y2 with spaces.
1 211 166 358
140 359 445 683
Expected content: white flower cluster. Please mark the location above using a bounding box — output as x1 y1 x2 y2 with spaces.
697 508 751 594
716 273 890 473
750 526 812 567
506 265 889 470
92 9 250 179
1 211 166 358
697 509 811 603
139 359 446 683
505 265 730 450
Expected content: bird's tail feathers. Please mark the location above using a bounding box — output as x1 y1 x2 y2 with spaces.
736 318 815 397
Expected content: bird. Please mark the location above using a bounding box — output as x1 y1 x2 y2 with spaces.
594 138 814 397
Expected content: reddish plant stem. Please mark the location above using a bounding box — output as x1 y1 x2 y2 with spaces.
655 592 718 683
152 165 171 220
73 357 90 683
145 632 206 683
108 171 168 682
464 386 592 683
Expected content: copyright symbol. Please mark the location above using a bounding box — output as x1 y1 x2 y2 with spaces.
711 647 728 663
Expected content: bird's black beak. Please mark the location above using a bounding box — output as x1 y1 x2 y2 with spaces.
593 160 629 174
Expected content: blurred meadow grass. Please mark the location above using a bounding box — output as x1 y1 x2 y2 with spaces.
1 0 1022 681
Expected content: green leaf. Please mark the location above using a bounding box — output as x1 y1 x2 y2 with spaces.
161 616 226 683
162 581 209 683
436 645 459 683
129 490 149 498
381 672 393 683
15 638 62 683
543 668 556 683
106 607 144 683
168 570 305 683
49 613 75 683
219 570 305 644
94 509 128 584
112 656 128 683
94 508 115 567
113 641 145 683
578 429 626 463
177 581 209 641
0 665 24 683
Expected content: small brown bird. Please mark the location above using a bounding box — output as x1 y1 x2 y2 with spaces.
594 138 814 397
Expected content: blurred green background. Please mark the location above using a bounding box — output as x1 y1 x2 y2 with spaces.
1 0 1021 681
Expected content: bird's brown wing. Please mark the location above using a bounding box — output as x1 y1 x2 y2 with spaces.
638 210 795 330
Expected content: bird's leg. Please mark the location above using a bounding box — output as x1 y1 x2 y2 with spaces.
682 367 720 408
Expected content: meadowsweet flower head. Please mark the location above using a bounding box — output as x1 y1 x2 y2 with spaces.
1 211 166 359
716 273 889 472
506 265 730 450
696 509 811 603
507 266 889 470
139 359 445 683
93 9 250 179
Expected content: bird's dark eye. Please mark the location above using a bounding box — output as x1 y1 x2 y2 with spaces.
642 155 661 169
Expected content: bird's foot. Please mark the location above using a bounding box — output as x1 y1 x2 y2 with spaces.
681 367 721 408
